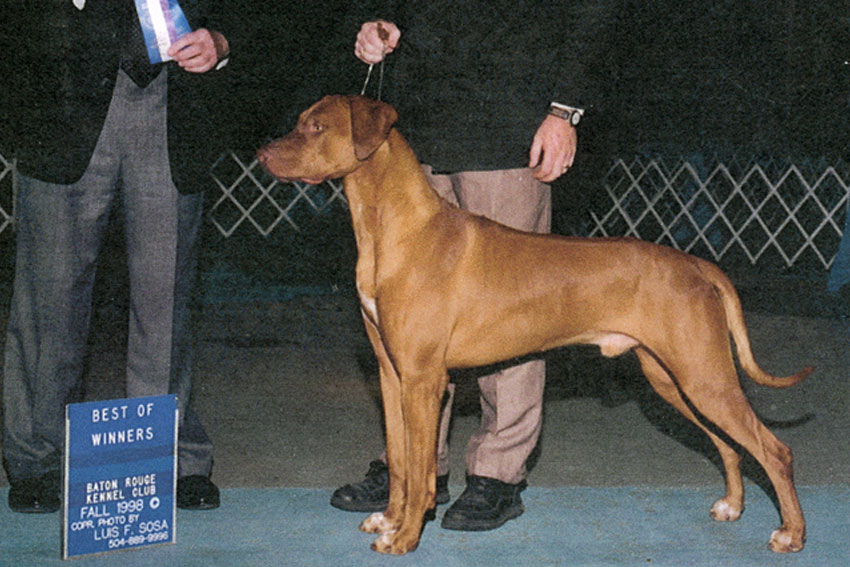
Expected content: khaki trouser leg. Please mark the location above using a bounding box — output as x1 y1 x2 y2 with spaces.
425 166 550 483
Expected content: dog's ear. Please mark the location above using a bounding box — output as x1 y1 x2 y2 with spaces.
348 96 398 161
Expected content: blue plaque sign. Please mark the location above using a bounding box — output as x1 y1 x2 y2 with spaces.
63 395 178 559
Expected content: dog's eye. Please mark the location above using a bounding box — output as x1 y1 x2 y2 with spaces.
311 122 324 133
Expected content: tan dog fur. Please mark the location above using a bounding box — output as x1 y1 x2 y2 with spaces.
257 95 812 555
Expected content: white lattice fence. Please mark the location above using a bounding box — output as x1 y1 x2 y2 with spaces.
2 149 849 271
208 150 345 237
590 157 850 269
0 152 13 235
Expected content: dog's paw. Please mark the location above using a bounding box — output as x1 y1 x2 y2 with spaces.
371 531 418 555
710 498 743 522
768 528 804 553
360 512 395 534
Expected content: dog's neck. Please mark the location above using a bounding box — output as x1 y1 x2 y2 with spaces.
343 128 448 298
344 129 444 239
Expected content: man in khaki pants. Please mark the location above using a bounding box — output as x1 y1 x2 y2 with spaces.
331 2 606 531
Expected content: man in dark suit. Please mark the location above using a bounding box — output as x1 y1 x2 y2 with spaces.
0 0 237 513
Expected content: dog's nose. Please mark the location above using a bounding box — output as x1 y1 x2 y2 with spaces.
256 148 273 168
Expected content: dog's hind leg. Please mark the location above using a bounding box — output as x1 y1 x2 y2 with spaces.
658 344 805 553
634 348 744 521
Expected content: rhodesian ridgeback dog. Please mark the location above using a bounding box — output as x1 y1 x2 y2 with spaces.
257 95 812 556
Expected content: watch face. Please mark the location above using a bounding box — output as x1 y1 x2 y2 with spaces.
570 111 581 126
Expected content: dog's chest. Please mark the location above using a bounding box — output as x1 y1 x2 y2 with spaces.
357 283 379 325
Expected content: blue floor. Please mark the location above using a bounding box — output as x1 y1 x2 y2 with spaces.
1 486 848 567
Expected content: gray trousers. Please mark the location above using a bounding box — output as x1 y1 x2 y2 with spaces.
2 70 212 483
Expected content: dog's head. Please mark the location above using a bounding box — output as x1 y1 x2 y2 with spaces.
257 95 398 185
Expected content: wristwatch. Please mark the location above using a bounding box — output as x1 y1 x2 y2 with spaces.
549 102 583 126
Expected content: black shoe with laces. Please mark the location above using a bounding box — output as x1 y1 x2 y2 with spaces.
330 460 450 512
440 475 526 531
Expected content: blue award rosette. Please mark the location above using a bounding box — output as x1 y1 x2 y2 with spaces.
133 0 192 63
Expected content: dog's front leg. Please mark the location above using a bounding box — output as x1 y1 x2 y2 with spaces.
359 364 406 537
372 371 448 555
359 318 406 537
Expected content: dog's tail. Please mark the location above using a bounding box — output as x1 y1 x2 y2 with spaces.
697 259 814 388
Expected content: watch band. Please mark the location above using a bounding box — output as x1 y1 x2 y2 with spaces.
549 102 584 126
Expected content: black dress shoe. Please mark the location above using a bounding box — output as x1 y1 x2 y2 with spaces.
8 472 61 514
441 475 526 531
330 460 450 512
176 475 220 510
